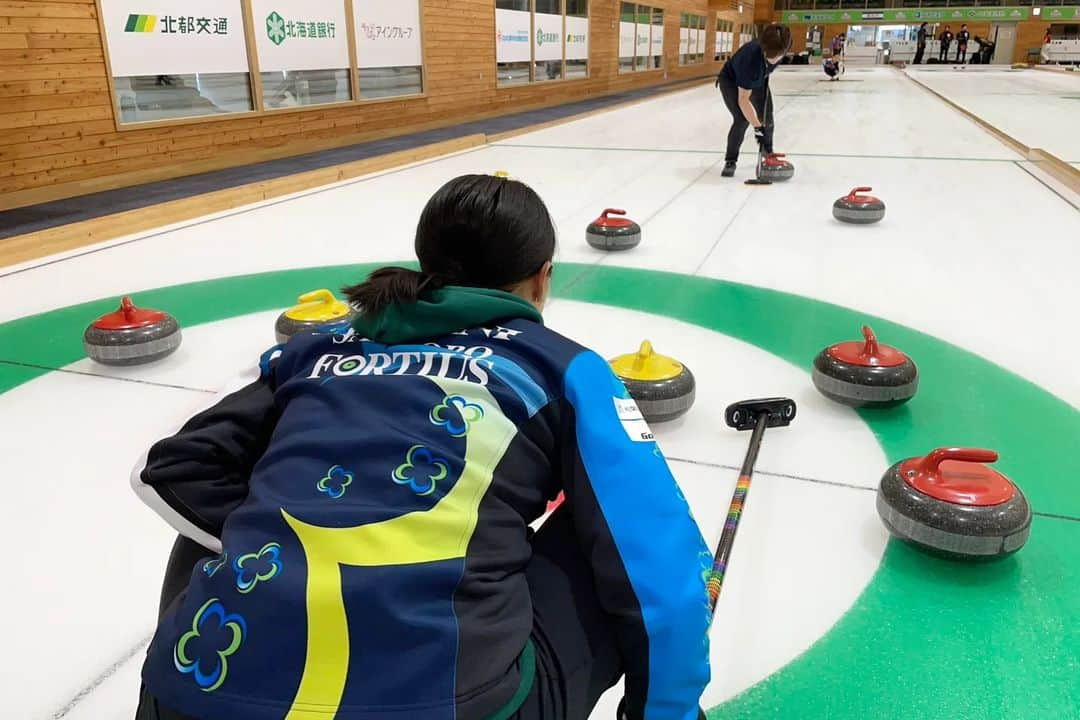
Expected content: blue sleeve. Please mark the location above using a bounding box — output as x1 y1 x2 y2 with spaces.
562 351 711 720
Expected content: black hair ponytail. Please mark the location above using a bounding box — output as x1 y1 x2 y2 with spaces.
343 267 444 319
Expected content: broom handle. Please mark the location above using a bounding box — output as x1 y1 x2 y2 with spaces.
707 411 769 615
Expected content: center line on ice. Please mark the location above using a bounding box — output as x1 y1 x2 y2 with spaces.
0 359 215 394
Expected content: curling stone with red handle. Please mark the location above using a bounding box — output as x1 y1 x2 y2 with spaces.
876 448 1031 560
586 208 641 251
84 297 182 366
812 325 918 407
833 187 886 224
758 153 795 182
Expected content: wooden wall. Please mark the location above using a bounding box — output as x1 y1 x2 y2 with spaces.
0 0 754 211
1016 21 1051 62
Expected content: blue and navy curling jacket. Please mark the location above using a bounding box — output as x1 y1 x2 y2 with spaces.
133 313 712 720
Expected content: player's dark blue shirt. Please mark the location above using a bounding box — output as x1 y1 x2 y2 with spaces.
719 39 777 89
133 287 712 720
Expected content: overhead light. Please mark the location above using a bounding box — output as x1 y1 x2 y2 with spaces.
739 4 744 13
1032 7 1041 15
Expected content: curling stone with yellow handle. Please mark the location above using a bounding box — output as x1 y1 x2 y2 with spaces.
609 340 696 423
275 289 355 344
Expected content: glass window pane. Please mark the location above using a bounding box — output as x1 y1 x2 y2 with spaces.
534 2 563 82
566 0 588 78
260 69 350 109
619 2 636 73
113 73 252 124
651 8 664 69
358 66 422 99
498 62 531 86
635 6 650 69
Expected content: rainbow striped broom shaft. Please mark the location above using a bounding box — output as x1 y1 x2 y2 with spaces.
708 398 796 617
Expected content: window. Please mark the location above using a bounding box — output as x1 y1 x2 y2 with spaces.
619 3 662 73
497 0 588 86
715 18 734 62
680 13 706 65
354 0 424 99
100 0 254 124
739 23 755 49
253 0 352 109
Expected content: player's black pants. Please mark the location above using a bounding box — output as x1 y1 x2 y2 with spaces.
135 507 624 720
914 44 925 64
939 42 951 61
956 45 967 62
717 75 773 163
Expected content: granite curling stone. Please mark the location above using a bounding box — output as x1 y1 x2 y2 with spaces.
610 340 696 423
84 297 182 366
833 186 886 224
586 208 642 251
758 153 795 182
877 447 1031 560
275 289 355 344
812 325 918 408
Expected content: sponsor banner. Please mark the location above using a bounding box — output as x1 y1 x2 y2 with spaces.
534 12 562 62
619 21 636 58
636 20 651 56
696 29 706 55
252 0 349 73
353 0 422 69
651 21 664 56
100 0 247 76
496 8 531 63
1039 7 1079 20
782 7 1031 23
680 27 690 55
566 15 588 61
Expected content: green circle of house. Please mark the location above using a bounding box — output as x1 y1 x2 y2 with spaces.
1 263 1076 719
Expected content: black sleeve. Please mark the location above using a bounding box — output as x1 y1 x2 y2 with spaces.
131 354 282 551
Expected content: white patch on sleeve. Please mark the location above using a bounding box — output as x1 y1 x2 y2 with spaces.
613 397 655 442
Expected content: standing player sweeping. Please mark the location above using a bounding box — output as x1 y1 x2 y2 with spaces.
715 24 793 178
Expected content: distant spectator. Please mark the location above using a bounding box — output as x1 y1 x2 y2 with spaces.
956 24 970 63
914 22 928 64
939 25 953 62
